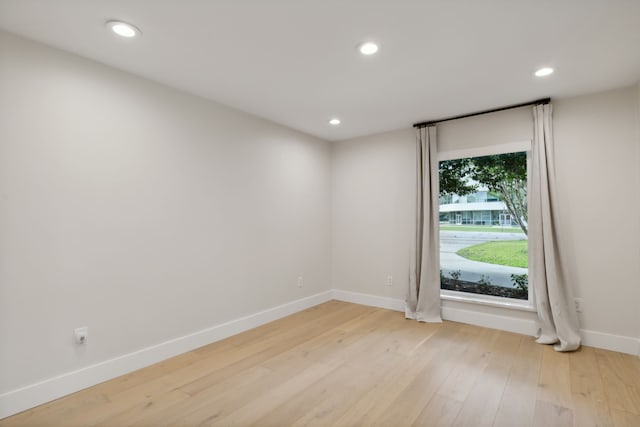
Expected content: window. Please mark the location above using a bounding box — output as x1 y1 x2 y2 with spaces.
439 146 530 302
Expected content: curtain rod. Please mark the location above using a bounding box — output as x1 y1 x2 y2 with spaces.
412 97 551 128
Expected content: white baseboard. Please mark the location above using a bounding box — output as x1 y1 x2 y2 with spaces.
331 289 640 356
581 329 640 356
0 290 333 420
331 289 404 312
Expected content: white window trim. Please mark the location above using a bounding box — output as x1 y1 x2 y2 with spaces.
438 140 535 310
441 289 536 312
438 140 531 161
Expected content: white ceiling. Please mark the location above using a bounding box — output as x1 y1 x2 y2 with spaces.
1 0 639 141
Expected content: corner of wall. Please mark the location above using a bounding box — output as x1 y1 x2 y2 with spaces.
0 291 333 419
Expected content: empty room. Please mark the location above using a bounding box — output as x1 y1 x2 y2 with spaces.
1 1 639 426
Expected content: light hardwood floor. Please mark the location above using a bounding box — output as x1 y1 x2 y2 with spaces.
2 301 639 426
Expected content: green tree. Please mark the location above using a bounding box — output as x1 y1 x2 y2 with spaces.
439 152 528 235
438 158 477 197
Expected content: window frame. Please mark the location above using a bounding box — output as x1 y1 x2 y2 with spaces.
438 140 535 312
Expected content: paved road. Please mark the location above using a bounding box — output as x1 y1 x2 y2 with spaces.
440 230 528 288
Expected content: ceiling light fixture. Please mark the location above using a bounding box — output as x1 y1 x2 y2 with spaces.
329 118 341 126
358 42 379 55
534 67 554 77
106 20 141 38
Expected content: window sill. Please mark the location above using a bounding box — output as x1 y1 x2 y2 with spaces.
440 290 536 312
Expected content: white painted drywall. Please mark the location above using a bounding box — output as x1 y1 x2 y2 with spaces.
553 86 640 341
0 31 332 394
332 85 640 344
331 128 415 299
437 105 533 151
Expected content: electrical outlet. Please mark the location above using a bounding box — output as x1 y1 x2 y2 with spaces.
574 298 584 313
74 327 88 345
386 275 393 286
297 276 303 288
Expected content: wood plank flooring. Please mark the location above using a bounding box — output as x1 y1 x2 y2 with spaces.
2 301 639 426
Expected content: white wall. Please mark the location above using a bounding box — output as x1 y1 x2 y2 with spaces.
553 86 640 342
438 106 533 151
332 86 640 350
331 128 415 299
0 31 332 395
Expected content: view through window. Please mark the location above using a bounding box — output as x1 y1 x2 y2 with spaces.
439 151 529 300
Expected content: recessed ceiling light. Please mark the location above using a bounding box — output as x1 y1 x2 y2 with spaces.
358 42 379 55
106 20 141 38
329 118 341 126
534 67 554 77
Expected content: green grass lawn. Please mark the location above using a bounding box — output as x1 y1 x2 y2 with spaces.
440 225 524 234
457 240 528 268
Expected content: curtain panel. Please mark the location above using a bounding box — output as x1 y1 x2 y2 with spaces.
406 126 442 323
530 103 581 351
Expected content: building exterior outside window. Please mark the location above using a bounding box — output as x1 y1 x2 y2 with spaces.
439 188 516 226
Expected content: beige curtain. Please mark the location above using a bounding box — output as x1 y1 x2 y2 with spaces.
406 126 442 323
530 103 581 351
